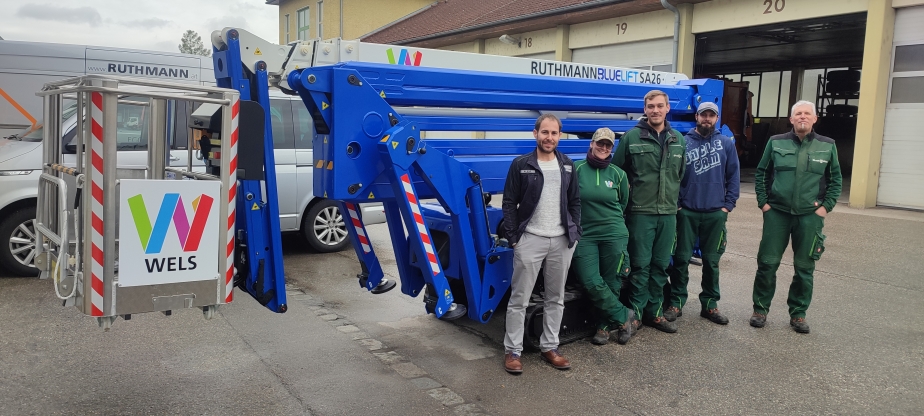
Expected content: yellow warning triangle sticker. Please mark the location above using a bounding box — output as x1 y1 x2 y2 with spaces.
324 137 328 143
251 202 259 211
321 102 329 110
254 48 262 56
392 141 399 149
367 192 375 199
323 191 327 198
379 90 386 98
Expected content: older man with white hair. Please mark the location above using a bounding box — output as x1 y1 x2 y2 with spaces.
749 100 842 334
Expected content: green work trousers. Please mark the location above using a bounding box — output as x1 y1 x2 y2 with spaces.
752 208 827 319
666 209 728 311
625 214 677 320
573 237 631 329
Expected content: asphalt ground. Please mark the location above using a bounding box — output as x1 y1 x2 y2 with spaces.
1 189 923 415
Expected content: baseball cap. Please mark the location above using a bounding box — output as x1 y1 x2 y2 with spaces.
697 102 719 115
592 127 615 144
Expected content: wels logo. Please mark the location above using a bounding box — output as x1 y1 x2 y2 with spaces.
605 180 614 188
127 193 214 273
811 159 829 164
386 48 423 66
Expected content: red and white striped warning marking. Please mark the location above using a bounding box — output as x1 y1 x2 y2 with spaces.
88 92 105 316
225 97 239 303
344 202 371 254
400 174 440 276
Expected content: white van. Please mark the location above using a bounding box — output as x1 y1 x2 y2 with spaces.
0 40 382 276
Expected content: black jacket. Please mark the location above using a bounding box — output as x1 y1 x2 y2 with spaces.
501 149 582 248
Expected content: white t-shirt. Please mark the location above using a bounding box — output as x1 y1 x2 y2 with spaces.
525 159 566 237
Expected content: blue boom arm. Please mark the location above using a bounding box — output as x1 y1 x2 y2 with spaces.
285 61 722 322
211 30 287 313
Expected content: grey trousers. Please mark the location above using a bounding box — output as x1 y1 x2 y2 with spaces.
504 232 575 354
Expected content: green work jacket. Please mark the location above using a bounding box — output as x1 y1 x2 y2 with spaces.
574 160 629 241
755 130 843 215
612 120 686 214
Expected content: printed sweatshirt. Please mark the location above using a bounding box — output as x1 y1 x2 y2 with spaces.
678 128 740 212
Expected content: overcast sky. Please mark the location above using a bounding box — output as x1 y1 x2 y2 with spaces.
0 0 279 52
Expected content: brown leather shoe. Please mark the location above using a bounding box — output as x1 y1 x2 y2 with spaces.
504 352 523 374
540 349 571 370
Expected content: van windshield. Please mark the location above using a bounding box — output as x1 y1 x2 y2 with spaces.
63 96 150 153
8 100 79 143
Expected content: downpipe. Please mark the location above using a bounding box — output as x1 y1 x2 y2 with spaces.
661 0 680 73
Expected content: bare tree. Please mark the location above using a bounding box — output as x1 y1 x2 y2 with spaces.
178 30 210 57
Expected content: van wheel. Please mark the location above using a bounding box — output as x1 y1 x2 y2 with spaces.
0 207 40 277
302 200 350 253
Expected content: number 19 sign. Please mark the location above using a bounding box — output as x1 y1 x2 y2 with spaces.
118 179 221 287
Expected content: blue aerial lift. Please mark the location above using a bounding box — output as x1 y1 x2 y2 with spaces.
207 32 289 313
211 28 723 346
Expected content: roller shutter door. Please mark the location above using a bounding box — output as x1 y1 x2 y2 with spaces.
571 38 672 70
877 6 924 209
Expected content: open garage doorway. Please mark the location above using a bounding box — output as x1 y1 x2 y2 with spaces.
693 13 867 174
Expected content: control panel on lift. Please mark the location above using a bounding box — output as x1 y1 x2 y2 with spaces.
190 102 265 180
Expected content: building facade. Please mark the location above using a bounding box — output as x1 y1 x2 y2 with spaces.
357 0 924 210
265 0 924 210
267 0 433 43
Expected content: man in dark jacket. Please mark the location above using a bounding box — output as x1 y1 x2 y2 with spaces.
501 114 581 374
664 102 740 326
750 100 842 334
612 90 686 334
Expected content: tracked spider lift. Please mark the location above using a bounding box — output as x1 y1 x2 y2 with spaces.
209 28 723 347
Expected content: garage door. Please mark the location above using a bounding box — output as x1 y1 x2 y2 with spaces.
572 38 672 71
877 6 924 209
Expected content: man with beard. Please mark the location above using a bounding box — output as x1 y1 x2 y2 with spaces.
612 90 686 334
663 102 740 326
501 114 581 374
750 101 841 334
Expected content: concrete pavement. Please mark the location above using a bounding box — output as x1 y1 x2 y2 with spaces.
1 190 923 415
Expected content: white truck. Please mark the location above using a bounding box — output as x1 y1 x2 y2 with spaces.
0 40 383 276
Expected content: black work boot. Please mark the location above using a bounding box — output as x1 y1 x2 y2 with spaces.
614 310 637 345
790 317 810 334
644 316 678 333
700 308 729 325
749 312 767 328
663 306 682 322
591 327 609 345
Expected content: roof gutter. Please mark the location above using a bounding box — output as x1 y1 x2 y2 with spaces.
660 0 680 73
388 0 630 45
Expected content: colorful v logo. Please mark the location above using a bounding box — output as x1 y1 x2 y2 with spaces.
127 193 214 254
386 48 422 66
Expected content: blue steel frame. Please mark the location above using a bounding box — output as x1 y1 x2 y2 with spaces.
287 62 722 323
211 30 287 313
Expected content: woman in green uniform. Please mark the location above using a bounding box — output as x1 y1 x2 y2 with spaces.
573 127 638 345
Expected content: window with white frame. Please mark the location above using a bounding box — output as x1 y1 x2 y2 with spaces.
890 43 924 104
297 7 310 41
317 1 323 39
